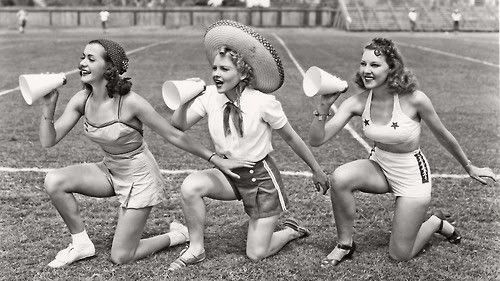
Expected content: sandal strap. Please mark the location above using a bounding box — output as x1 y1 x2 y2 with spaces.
336 243 353 250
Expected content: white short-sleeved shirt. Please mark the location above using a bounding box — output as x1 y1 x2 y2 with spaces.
451 12 462 21
100 11 110 21
408 11 417 21
190 85 288 161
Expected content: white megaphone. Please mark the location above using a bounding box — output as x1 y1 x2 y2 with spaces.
162 79 206 110
303 66 348 97
19 73 67 105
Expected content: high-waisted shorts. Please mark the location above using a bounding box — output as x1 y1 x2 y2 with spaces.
369 147 431 198
95 143 166 209
223 155 288 219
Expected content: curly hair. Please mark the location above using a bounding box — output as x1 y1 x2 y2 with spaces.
83 40 132 98
217 46 254 94
354 38 418 95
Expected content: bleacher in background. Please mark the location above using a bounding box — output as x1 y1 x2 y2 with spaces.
342 0 498 31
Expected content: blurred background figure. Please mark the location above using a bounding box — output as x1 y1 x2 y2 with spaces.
99 9 110 33
451 9 462 33
16 9 28 33
246 0 270 8
208 0 223 7
408 8 417 32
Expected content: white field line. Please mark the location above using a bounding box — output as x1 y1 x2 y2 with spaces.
0 40 171 97
0 166 484 179
396 41 500 69
271 33 493 179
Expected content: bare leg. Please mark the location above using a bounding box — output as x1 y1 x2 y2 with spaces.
330 159 390 245
179 169 237 257
389 196 431 261
246 215 303 261
44 163 115 234
44 163 115 267
111 207 185 264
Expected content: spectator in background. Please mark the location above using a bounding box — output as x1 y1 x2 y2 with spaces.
246 0 270 8
99 10 110 33
451 9 462 33
408 8 417 32
16 9 28 33
208 0 223 7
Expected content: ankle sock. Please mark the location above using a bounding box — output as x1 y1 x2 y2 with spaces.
71 230 93 246
167 231 188 246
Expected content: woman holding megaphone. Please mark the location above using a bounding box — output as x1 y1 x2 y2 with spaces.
309 38 496 267
39 39 248 268
166 20 330 272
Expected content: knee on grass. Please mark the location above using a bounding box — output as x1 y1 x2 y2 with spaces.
388 247 413 262
110 249 135 265
246 247 268 262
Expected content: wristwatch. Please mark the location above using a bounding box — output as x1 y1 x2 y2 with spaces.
313 109 331 121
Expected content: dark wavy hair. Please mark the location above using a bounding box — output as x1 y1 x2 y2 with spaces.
83 40 132 98
354 38 418 95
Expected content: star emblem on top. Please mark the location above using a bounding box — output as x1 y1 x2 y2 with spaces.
391 122 399 129
364 119 370 126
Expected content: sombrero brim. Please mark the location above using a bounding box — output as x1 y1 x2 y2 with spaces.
204 20 284 93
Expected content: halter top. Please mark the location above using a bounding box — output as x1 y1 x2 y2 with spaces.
362 90 420 145
83 92 143 155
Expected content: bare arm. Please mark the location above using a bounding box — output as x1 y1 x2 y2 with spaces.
130 94 254 178
170 98 203 131
415 91 496 184
39 90 85 148
309 92 363 147
277 122 330 194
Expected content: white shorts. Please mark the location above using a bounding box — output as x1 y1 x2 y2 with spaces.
369 147 431 198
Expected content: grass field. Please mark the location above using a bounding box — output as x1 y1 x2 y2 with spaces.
0 26 499 280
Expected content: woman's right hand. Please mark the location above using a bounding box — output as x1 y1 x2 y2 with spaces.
319 86 348 107
210 156 255 179
42 89 59 106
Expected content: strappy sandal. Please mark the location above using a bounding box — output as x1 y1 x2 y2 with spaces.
320 242 356 268
283 218 311 238
167 247 206 272
434 211 462 244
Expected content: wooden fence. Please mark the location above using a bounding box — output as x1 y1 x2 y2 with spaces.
0 7 345 29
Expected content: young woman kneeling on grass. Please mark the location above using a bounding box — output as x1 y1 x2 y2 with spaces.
309 37 496 267
167 20 330 271
39 39 242 268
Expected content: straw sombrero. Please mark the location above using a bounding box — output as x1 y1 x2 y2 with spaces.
204 20 284 93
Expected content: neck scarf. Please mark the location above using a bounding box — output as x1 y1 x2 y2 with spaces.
223 101 243 137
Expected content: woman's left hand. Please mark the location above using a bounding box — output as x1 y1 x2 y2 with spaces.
211 156 255 179
467 164 497 185
312 170 331 195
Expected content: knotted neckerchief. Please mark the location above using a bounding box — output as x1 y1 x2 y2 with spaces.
223 101 243 137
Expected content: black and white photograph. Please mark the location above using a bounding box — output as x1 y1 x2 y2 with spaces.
0 0 498 280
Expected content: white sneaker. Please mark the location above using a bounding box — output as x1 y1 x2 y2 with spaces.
170 221 189 242
47 243 95 268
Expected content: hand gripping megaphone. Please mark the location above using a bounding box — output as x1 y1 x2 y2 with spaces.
19 73 67 105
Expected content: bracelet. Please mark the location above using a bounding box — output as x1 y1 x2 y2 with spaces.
313 109 331 121
207 152 217 163
43 115 54 124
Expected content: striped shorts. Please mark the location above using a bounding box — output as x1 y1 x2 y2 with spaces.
224 155 288 219
369 147 432 198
